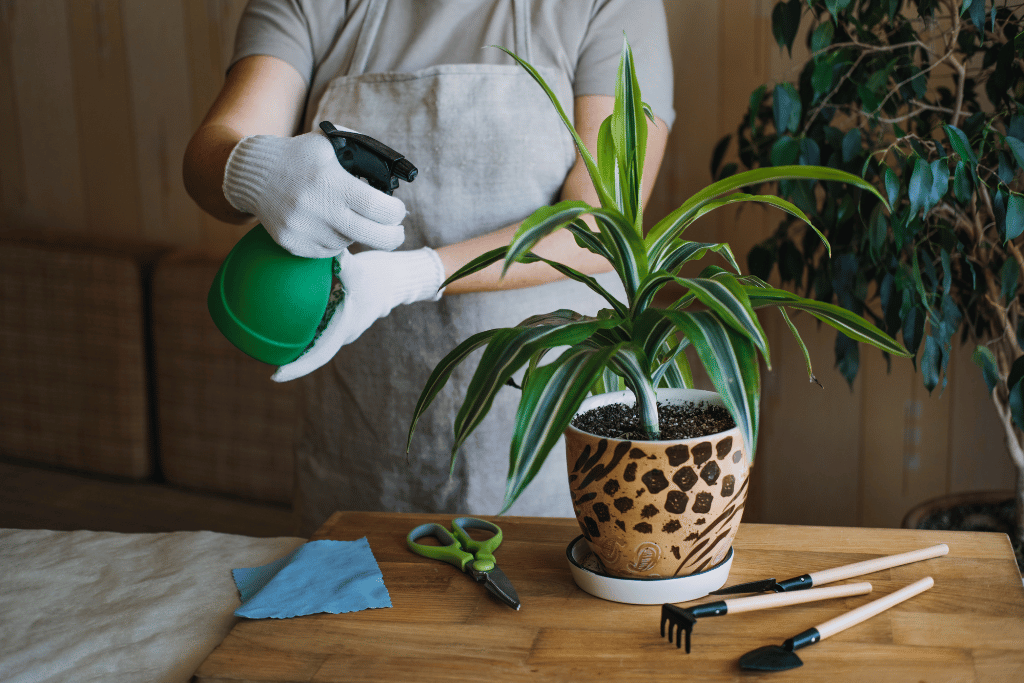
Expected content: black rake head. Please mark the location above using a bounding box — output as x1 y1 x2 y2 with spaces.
660 603 698 653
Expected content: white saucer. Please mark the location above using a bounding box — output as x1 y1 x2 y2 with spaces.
565 535 734 605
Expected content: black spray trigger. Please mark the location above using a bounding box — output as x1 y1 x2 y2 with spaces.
319 121 417 196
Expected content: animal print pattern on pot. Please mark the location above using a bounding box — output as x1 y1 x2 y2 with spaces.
565 423 748 579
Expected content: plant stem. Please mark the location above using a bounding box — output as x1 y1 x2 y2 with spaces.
631 381 660 439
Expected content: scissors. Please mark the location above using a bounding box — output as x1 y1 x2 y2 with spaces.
406 517 521 610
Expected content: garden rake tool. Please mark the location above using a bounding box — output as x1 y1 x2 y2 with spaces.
739 576 934 671
710 543 948 595
660 581 872 653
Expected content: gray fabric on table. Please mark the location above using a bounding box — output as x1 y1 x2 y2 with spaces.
0 528 304 683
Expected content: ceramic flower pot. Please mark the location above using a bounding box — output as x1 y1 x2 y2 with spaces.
565 388 749 579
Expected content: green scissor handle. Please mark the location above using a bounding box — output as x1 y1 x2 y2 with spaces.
407 523 476 571
451 517 502 573
406 518 503 573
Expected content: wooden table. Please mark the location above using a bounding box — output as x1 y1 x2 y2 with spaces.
193 512 1024 682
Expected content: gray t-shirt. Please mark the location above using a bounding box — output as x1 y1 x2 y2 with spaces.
232 0 675 133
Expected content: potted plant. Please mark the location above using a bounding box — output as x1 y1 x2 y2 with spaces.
408 37 909 578
720 0 1023 564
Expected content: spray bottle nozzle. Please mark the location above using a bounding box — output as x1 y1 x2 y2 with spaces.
318 121 418 195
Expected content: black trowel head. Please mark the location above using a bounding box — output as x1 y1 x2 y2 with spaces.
738 645 803 671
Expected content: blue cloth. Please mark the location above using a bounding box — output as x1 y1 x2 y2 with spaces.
232 537 391 619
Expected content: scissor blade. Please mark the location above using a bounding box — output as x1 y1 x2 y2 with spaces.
480 566 521 610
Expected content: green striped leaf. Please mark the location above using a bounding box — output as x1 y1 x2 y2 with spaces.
566 219 615 262
646 166 887 261
608 344 659 436
492 46 615 209
407 329 498 452
661 241 742 275
677 274 770 363
504 201 591 271
441 246 550 290
660 310 761 460
652 337 694 389
612 35 647 230
632 270 677 316
452 317 623 460
503 344 621 511
592 209 646 299
526 253 628 318
745 285 910 357
741 273 820 385
650 192 828 266
596 117 618 210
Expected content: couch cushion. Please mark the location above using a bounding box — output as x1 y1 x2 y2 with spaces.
152 249 297 504
0 234 157 478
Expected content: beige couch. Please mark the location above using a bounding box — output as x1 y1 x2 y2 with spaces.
0 232 297 507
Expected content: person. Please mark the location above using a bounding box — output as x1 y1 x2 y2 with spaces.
183 0 675 535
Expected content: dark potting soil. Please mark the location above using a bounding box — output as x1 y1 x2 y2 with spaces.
910 498 1023 572
570 401 735 441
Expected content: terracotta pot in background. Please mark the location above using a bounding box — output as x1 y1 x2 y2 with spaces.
565 388 749 579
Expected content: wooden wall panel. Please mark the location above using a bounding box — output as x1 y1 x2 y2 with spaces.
66 0 141 238
121 0 202 245
948 342 1017 494
4 1 86 232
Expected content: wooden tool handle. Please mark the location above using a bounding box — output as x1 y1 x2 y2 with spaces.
724 581 872 614
815 576 934 640
808 544 948 586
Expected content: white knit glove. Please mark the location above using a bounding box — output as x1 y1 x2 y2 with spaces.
271 247 446 382
222 131 407 258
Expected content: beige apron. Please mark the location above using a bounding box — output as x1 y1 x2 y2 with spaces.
295 0 625 533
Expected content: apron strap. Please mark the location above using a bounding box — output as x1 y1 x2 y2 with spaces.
349 0 533 76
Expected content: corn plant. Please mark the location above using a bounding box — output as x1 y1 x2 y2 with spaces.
408 37 910 513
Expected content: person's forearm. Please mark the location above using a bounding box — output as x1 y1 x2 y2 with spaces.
436 221 613 294
183 123 250 224
183 55 308 225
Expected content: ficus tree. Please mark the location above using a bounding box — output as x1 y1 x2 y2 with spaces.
718 0 1023 556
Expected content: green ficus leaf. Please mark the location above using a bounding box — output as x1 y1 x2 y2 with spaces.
749 84 767 136
1006 193 1024 243
772 0 803 54
773 83 802 134
953 161 972 204
884 165 900 205
908 157 934 217
972 345 1000 395
811 20 835 53
842 128 861 163
1003 135 1024 171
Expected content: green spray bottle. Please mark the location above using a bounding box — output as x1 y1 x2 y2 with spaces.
207 121 417 366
